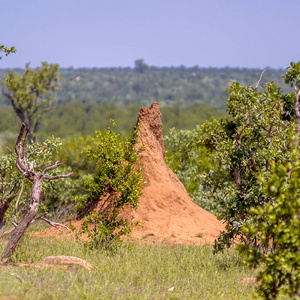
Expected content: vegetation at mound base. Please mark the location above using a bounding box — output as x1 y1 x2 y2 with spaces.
0 232 257 300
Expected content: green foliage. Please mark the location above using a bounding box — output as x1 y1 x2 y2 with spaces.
238 151 300 299
0 154 24 218
283 61 300 88
164 128 213 198
0 135 65 231
163 62 300 298
0 102 227 145
76 122 144 248
0 44 16 60
0 67 288 109
134 59 148 74
3 62 60 142
43 136 97 211
199 79 296 252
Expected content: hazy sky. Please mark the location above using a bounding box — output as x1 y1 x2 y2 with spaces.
1 0 299 69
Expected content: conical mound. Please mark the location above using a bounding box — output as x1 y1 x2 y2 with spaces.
126 102 225 245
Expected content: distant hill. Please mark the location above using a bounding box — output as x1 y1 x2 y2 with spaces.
0 66 290 109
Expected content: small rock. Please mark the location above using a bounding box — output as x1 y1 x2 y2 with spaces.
20 256 96 270
0 296 18 300
240 277 257 284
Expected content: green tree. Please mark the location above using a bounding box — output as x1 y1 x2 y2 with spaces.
238 152 300 299
2 62 60 143
236 62 300 299
199 73 297 252
134 59 148 73
0 124 72 264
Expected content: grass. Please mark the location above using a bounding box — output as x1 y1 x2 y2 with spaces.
0 233 258 299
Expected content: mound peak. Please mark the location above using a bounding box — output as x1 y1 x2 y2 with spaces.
124 102 225 245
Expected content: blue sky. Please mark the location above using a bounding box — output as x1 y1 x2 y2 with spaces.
1 0 299 69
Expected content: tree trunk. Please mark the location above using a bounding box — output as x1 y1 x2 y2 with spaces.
0 217 5 237
294 91 300 148
1 178 42 264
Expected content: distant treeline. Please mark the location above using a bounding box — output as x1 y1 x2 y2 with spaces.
0 66 290 109
0 102 227 145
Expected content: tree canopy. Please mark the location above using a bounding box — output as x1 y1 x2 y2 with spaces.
2 62 60 143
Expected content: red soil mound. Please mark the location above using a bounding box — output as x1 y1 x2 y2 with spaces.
36 102 225 245
122 102 225 245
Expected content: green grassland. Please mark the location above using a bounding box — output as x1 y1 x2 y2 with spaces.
0 232 257 299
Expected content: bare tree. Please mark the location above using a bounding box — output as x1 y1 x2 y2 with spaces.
1 123 73 264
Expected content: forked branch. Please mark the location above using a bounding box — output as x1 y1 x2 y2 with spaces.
1 123 73 264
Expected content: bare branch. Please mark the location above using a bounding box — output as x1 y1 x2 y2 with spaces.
26 145 47 159
42 161 63 174
1 89 13 101
6 147 16 158
2 194 18 207
38 217 70 232
255 68 269 89
13 182 24 224
98 190 114 214
15 123 30 176
15 124 26 154
234 128 249 159
15 161 26 176
10 273 24 282
0 227 15 238
0 194 17 223
1 182 17 206
43 172 73 181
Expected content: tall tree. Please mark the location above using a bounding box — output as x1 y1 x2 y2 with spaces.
199 68 297 252
2 62 60 143
134 59 148 73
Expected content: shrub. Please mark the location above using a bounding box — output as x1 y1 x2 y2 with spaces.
238 149 300 299
199 80 295 252
76 121 145 248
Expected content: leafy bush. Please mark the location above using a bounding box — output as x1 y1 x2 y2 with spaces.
238 150 300 299
199 76 297 252
1 135 65 233
76 121 145 248
165 128 201 196
235 62 300 299
164 127 216 212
